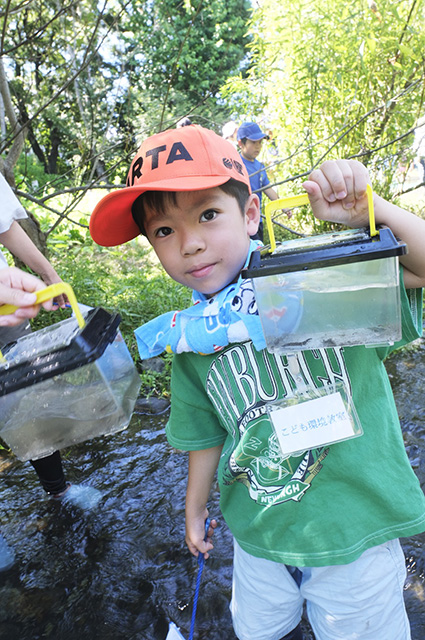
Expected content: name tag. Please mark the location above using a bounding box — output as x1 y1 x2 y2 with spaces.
269 386 363 456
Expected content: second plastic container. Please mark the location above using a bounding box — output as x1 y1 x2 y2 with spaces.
242 189 407 353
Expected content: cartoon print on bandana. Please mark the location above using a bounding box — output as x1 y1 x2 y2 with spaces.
231 280 258 316
205 342 352 506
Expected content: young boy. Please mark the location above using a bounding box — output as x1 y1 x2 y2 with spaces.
90 125 425 640
237 121 279 241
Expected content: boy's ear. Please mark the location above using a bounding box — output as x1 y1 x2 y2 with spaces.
244 194 261 235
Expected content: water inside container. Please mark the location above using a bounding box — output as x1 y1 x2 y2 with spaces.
253 257 401 353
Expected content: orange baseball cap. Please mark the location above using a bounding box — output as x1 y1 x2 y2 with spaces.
89 125 251 246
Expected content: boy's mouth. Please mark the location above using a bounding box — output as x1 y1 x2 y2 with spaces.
187 263 216 279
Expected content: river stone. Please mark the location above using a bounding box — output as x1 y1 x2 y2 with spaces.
140 357 165 373
134 396 170 415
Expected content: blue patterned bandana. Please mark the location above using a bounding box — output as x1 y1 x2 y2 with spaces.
135 240 267 358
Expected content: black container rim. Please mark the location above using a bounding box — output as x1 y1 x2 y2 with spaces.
242 226 407 278
0 307 121 397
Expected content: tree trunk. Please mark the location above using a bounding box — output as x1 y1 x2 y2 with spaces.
18 214 49 257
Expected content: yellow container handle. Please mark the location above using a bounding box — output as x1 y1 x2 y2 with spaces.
0 282 86 328
366 184 378 237
264 183 377 253
0 283 86 363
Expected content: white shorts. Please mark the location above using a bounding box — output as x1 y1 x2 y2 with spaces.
230 538 410 640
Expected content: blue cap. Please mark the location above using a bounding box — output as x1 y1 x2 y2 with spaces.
237 122 268 141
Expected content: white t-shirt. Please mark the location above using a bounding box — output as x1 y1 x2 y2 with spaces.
0 173 27 268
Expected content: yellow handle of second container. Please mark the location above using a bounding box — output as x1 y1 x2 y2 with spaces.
0 282 86 328
265 194 309 253
264 184 378 253
365 184 378 237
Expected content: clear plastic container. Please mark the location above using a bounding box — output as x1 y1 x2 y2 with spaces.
0 301 140 461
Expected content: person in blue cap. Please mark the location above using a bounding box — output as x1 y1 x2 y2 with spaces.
237 121 279 241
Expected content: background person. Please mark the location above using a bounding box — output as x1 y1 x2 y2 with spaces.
237 121 279 241
176 117 193 128
222 120 239 148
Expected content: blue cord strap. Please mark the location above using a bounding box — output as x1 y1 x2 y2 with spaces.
188 518 210 640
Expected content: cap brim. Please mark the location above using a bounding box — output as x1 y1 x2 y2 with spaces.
237 133 268 141
90 175 236 246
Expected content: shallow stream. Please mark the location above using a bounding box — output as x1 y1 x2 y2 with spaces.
0 341 424 640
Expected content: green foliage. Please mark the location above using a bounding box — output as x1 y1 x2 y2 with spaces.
114 0 252 132
3 0 252 207
223 0 425 232
4 0 113 177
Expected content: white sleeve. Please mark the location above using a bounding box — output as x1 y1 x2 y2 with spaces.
0 173 28 233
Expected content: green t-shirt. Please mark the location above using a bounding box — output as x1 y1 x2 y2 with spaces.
166 283 425 567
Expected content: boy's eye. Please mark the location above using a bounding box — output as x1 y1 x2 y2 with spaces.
155 226 173 237
200 209 218 222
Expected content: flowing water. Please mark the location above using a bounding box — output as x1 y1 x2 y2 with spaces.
0 341 424 640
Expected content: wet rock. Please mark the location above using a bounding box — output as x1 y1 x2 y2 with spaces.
134 396 170 415
0 587 21 622
140 357 165 374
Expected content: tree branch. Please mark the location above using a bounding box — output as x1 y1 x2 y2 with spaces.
0 56 25 181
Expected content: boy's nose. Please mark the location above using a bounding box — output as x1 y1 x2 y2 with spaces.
181 230 206 255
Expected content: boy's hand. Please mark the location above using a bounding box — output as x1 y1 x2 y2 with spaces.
302 159 371 228
185 513 217 560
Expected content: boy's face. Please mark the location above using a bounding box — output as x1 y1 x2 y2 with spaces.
239 138 263 161
144 187 260 296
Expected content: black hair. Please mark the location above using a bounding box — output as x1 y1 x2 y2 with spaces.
131 178 250 237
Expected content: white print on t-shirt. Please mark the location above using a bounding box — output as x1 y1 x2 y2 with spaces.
206 344 350 506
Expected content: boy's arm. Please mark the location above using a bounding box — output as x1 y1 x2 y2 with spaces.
264 185 293 218
264 185 279 201
185 445 222 559
373 195 425 289
303 159 425 289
